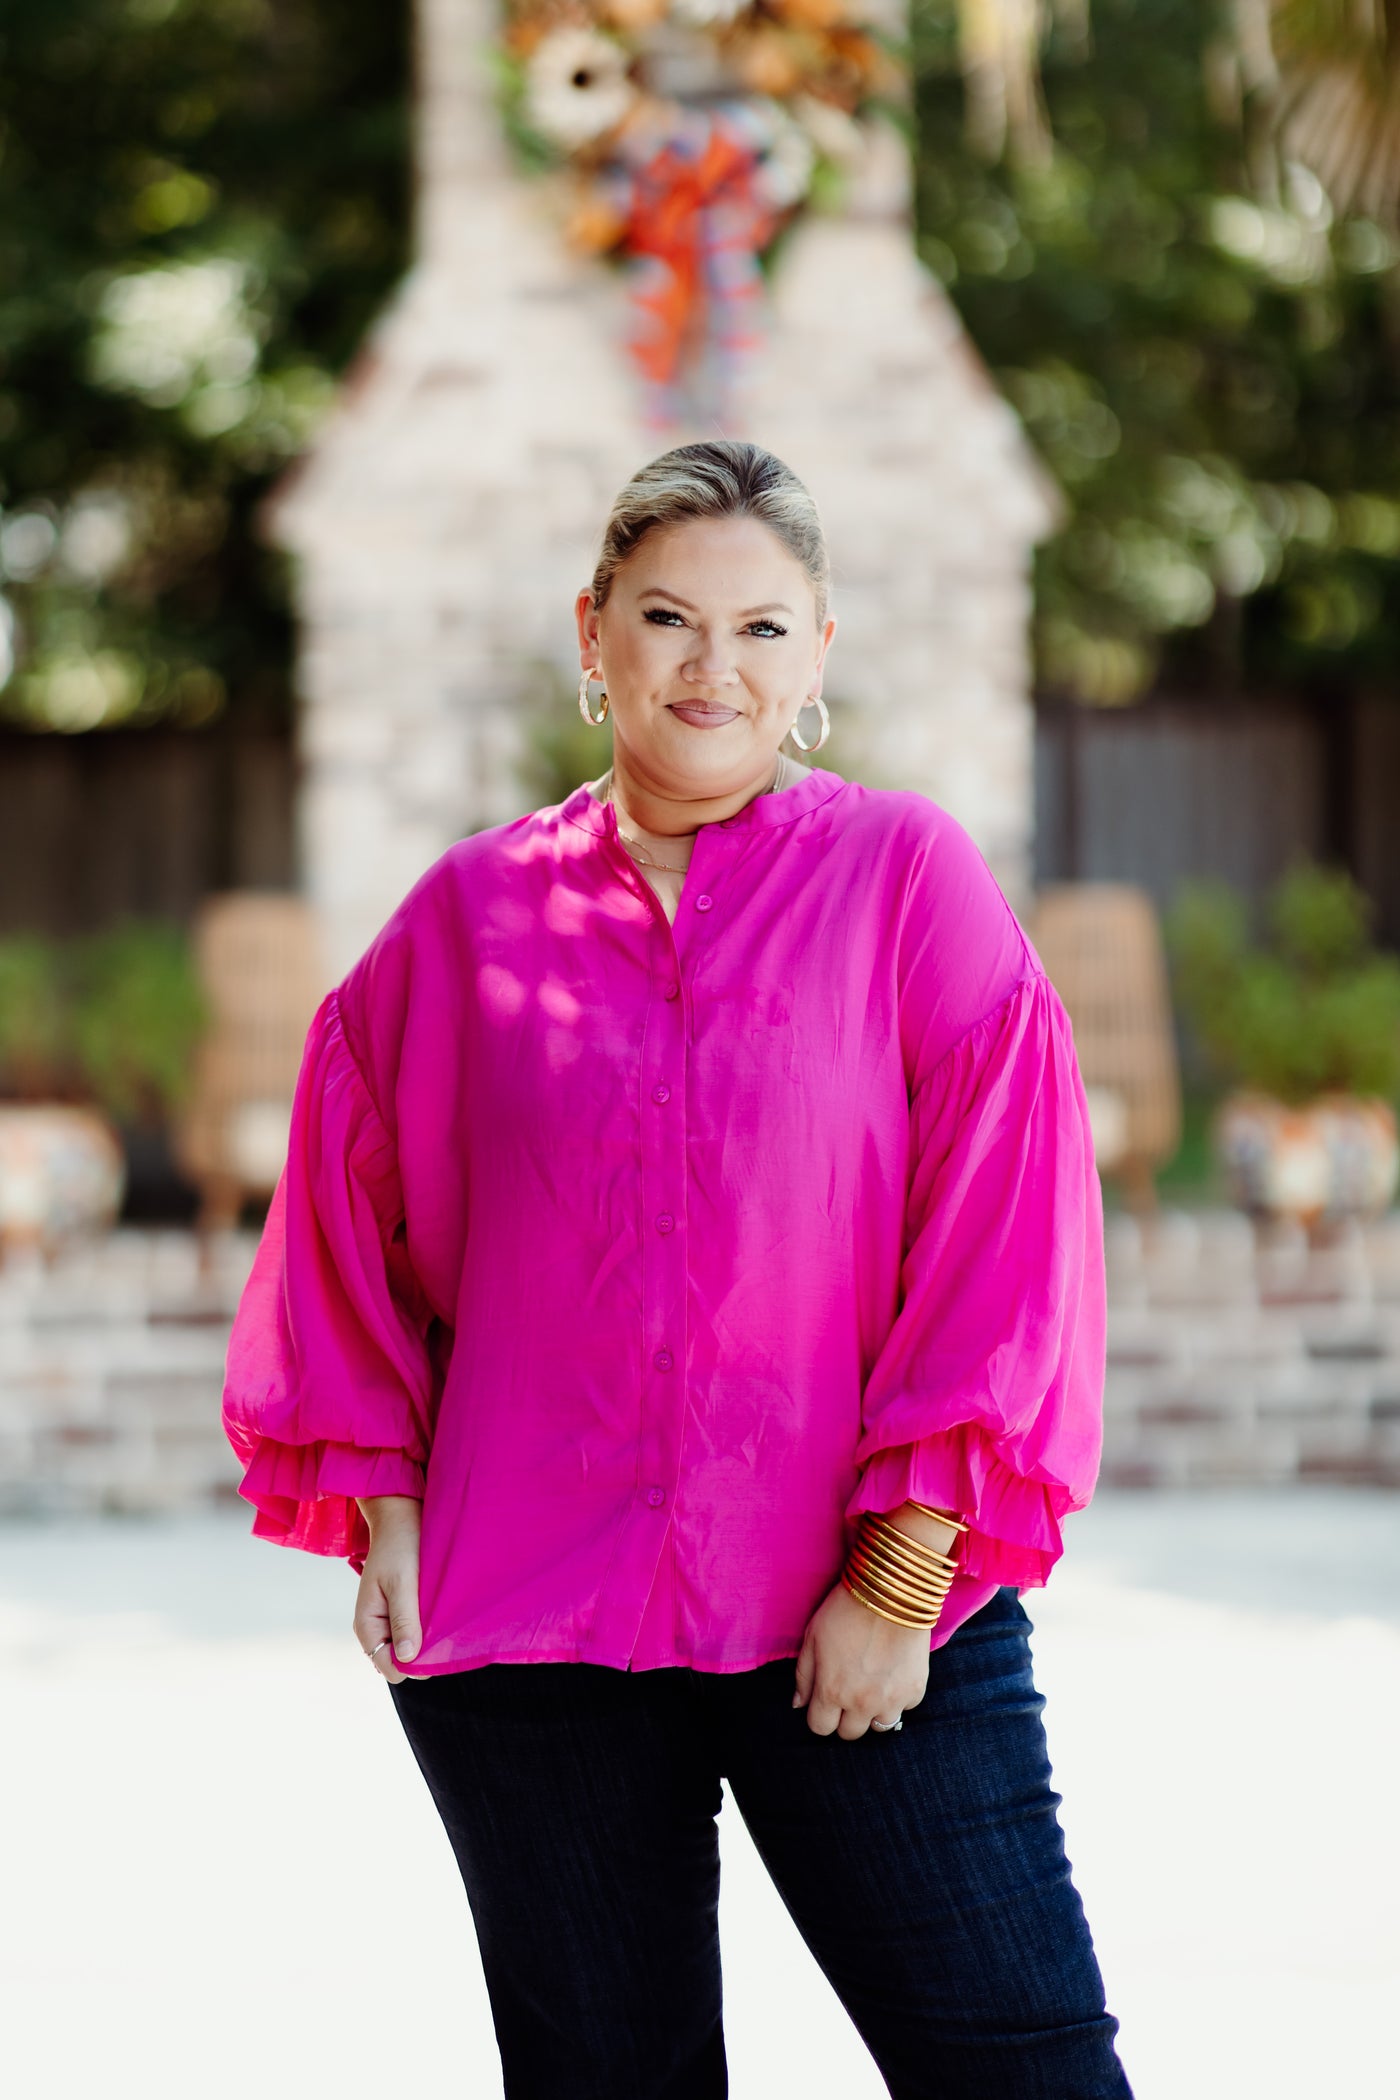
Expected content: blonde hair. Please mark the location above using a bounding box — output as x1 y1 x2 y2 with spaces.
590 440 830 626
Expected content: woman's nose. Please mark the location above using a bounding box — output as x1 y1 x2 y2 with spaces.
683 634 740 686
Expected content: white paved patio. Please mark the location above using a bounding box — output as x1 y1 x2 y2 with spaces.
1 1487 1395 2099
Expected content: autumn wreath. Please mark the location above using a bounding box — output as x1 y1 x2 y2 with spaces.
495 0 904 420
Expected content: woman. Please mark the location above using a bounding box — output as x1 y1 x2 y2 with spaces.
223 439 1133 2099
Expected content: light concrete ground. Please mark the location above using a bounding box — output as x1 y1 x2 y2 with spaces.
1 1488 1395 2099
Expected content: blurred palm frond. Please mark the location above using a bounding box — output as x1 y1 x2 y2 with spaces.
1265 0 1400 224
954 0 1091 166
954 0 1400 226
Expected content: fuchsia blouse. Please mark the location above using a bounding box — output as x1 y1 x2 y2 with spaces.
222 763 1107 1677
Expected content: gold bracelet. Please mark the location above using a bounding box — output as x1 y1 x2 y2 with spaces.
841 1569 941 1630
842 1577 931 1630
905 1501 970 1536
846 1572 953 1615
846 1570 951 1621
858 1510 962 1581
868 1506 961 1556
846 1541 956 1602
861 1514 960 1580
860 1536 958 1587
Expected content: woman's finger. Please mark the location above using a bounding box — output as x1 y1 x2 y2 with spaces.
385 1568 422 1664
791 1633 814 1708
353 1576 407 1681
803 1683 845 1736
352 1574 391 1657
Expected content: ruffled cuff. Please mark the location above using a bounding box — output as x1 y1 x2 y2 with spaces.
237 1435 425 1573
845 1427 1069 1589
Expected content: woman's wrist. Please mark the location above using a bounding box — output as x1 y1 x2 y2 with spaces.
839 1502 968 1631
356 1493 422 1538
881 1500 964 1559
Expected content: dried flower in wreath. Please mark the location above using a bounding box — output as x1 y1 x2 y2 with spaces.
525 26 638 150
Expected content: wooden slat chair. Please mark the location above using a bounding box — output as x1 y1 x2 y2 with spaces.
173 894 326 1237
1022 883 1183 1211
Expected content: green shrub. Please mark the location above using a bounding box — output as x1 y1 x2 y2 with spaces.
0 921 207 1124
1164 865 1400 1105
0 936 71 1096
71 923 208 1125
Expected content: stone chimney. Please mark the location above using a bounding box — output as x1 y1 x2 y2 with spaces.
266 0 1061 977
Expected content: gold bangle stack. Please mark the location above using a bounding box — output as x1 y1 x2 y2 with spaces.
905 1501 970 1538
841 1509 966 1631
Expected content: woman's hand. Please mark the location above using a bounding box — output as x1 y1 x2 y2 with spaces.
353 1494 423 1683
792 1579 931 1739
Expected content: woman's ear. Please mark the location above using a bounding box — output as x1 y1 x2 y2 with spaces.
574 587 601 662
813 612 837 690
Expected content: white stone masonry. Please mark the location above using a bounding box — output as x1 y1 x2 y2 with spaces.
265 0 1060 979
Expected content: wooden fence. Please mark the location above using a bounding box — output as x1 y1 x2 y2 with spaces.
3 692 1396 945
1035 689 1400 946
0 728 295 935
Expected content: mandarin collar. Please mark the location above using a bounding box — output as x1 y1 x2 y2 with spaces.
559 764 847 841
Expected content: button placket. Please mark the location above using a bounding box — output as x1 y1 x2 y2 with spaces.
626 815 742 1538
630 818 738 1541
635 875 688 1555
585 807 741 1661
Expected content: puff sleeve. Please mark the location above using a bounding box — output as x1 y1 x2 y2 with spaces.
845 968 1107 1590
221 987 439 1573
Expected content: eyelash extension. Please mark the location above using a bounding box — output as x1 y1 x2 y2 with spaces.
643 608 788 638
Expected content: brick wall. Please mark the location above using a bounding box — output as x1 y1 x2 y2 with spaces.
1103 1209 1400 1488
0 1231 251 1517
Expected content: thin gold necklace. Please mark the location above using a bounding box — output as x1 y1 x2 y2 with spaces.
606 763 781 875
609 794 692 875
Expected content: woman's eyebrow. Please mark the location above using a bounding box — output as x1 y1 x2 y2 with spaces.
637 587 796 617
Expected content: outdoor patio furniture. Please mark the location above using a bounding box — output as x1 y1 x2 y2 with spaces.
172 893 326 1238
1023 882 1183 1210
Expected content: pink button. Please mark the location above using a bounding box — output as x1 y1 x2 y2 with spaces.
651 1083 671 1104
653 1349 673 1372
694 895 714 913
655 1213 674 1234
646 1486 666 1508
664 983 680 1001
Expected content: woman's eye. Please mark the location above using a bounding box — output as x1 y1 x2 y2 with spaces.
641 607 787 638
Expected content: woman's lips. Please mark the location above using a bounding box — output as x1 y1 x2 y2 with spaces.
669 702 739 728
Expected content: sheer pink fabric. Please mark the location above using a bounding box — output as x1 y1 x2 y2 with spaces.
223 766 1107 1676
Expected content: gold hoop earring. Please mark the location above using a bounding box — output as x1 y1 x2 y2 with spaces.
578 668 609 726
789 693 830 753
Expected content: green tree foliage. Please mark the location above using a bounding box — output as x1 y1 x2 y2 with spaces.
3 0 1399 735
912 0 1400 702
0 0 410 733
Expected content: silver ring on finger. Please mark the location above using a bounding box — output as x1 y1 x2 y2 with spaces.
869 1716 903 1732
369 1639 391 1662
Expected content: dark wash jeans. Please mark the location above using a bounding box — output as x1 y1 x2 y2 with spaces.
388 1585 1133 2100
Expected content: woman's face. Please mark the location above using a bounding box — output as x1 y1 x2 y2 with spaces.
575 515 837 800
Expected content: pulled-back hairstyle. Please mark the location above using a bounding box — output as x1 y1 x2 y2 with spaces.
590 440 830 626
